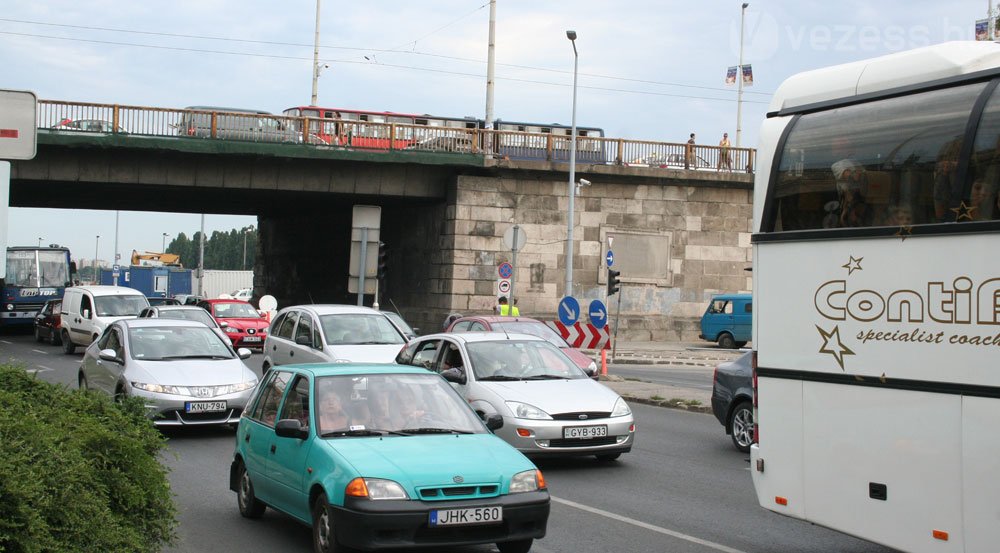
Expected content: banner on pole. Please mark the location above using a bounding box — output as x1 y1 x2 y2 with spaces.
725 66 737 85
741 64 754 86
976 19 989 41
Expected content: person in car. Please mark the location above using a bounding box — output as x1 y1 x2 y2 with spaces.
317 390 351 432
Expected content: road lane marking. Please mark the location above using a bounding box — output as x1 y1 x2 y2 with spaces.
31 349 49 355
28 366 53 373
1 340 11 344
551 496 748 553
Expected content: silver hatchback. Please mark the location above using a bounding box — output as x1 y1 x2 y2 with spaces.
396 332 635 461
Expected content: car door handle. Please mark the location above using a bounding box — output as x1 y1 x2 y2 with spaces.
272 344 277 351
270 444 276 454
289 351 294 357
244 433 250 443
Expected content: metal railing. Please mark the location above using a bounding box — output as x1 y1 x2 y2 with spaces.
37 100 755 173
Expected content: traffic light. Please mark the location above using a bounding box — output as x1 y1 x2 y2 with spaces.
607 269 621 297
377 242 388 281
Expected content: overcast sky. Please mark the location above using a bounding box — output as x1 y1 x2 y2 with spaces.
0 0 988 263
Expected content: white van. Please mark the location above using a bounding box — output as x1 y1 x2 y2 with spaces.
60 286 150 354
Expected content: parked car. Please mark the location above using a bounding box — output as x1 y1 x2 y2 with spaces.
711 352 754 453
229 288 252 301
178 106 301 143
196 298 269 349
381 310 419 340
78 318 257 427
174 294 205 306
138 304 233 347
446 315 598 376
262 304 406 373
50 118 125 134
230 363 549 553
60 285 150 354
33 299 62 345
147 297 182 307
698 293 752 349
397 332 634 461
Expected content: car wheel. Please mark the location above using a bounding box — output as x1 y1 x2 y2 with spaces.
34 326 44 343
728 400 754 453
61 331 75 354
78 372 88 390
497 539 533 553
735 341 748 348
237 461 266 518
717 333 736 349
595 453 622 462
50 329 62 346
312 492 345 553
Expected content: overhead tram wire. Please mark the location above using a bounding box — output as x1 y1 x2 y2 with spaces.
0 17 773 98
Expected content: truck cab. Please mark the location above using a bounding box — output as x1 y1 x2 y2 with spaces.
699 293 751 349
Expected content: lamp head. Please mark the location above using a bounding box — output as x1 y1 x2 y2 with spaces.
742 2 749 8
566 30 577 41
578 178 591 186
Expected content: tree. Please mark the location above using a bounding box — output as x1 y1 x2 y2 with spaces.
166 228 257 270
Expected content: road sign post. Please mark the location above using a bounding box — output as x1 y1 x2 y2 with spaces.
502 225 526 306
348 205 381 304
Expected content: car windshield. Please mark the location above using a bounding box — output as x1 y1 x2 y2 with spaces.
466 340 587 381
316 373 484 437
490 321 568 347
127 325 234 361
157 309 217 327
94 295 149 317
382 311 415 335
319 313 405 345
212 302 260 318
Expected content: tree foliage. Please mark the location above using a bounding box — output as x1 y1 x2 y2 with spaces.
0 365 177 553
166 226 256 270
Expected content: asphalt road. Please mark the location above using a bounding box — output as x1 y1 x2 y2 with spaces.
0 331 897 553
609 363 715 392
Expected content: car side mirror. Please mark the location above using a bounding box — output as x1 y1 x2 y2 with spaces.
411 327 420 335
294 335 312 346
274 419 308 440
82 309 91 319
237 348 252 360
98 349 121 364
485 414 504 431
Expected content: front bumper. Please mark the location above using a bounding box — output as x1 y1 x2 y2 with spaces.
131 388 252 427
494 416 635 457
334 491 549 550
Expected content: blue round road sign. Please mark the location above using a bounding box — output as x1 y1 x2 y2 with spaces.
498 262 513 279
558 296 580 326
605 250 614 267
588 299 608 328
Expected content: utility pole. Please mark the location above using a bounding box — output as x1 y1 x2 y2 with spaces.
735 3 748 148
484 0 496 128
198 214 205 297
311 0 322 105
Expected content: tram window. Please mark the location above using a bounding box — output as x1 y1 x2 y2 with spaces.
415 118 428 125
302 109 320 118
770 82 986 231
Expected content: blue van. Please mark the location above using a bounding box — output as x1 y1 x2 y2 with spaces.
699 294 752 349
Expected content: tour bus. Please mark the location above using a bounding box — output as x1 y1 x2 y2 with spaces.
749 41 1000 553
1 246 76 328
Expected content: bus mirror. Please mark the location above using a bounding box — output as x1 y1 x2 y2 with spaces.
70 261 78 274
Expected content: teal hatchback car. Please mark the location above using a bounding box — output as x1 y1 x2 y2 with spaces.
230 364 550 553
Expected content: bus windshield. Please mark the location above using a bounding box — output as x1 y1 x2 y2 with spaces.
5 249 70 287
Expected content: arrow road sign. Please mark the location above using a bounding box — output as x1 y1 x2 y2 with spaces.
547 321 611 350
558 296 580 326
589 299 608 328
605 250 614 267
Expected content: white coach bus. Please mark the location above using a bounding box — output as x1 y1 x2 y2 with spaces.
749 41 1000 553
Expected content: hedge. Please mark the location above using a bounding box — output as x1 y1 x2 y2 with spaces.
0 364 177 553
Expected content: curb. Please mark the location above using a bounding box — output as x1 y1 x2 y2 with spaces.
611 357 719 367
620 394 712 414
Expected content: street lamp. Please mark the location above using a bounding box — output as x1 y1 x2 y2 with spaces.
94 235 100 284
37 237 43 247
736 2 749 148
161 232 169 253
565 29 579 298
242 225 255 270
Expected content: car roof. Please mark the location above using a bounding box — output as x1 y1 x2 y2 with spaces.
277 363 432 377
117 318 208 329
279 304 382 316
454 316 542 324
420 331 546 344
710 294 752 301
202 298 253 305
150 305 206 312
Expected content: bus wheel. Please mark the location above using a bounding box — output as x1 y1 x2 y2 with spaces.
718 333 736 349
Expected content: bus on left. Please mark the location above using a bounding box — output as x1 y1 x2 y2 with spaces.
1 246 76 328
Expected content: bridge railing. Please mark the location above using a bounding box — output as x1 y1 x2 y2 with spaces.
37 100 755 172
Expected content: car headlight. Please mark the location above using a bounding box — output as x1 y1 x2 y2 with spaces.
505 401 552 420
131 381 182 395
224 326 241 333
509 470 546 493
217 380 258 395
345 477 409 500
5 304 13 311
611 397 632 417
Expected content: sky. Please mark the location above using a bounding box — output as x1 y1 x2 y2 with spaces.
0 0 990 264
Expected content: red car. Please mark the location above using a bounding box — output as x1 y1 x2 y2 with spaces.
446 315 598 376
197 299 269 349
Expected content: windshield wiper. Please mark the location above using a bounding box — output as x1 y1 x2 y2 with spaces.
353 340 396 345
321 428 411 438
478 375 522 381
523 375 569 380
160 354 232 360
400 428 474 435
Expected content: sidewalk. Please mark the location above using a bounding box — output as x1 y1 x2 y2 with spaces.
589 341 748 414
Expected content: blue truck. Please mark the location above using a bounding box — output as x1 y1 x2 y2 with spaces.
99 265 192 301
698 293 752 349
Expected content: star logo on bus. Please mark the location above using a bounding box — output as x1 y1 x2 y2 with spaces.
841 256 863 275
895 226 912 241
817 324 855 371
951 202 977 221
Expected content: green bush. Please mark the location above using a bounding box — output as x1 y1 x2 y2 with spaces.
0 364 177 553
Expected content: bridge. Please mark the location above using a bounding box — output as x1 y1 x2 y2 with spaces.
10 101 755 340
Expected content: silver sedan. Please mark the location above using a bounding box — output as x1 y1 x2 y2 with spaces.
78 318 258 427
396 332 635 461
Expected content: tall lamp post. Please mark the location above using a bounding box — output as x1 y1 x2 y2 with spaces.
311 0 322 105
37 237 43 247
161 232 169 253
735 2 749 148
94 235 100 284
565 29 579 298
242 225 255 270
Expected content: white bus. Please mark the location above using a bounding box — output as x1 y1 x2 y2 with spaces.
749 41 1000 553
